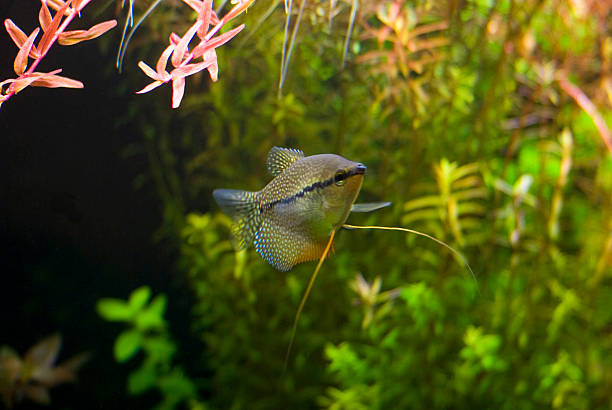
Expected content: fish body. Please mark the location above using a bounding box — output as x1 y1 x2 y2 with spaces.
214 147 388 271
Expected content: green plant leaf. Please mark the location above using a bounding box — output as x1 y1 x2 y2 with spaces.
135 295 167 331
127 361 156 394
129 286 152 311
97 298 133 322
114 330 141 362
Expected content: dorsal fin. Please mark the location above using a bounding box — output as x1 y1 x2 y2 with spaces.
267 147 305 176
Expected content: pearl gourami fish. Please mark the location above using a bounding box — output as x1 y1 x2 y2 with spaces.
213 147 390 270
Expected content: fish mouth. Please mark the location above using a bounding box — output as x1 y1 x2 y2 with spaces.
355 163 367 175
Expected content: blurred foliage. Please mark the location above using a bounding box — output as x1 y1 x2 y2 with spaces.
97 0 612 408
0 334 89 408
97 286 203 410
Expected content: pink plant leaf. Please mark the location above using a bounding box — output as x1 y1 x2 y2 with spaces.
11 73 47 94
39 2 53 32
5 19 27 47
136 80 165 94
156 44 176 78
57 20 117 45
221 0 255 24
169 32 181 45
172 20 202 68
197 0 212 39
182 0 202 13
203 49 218 81
170 60 213 78
138 61 158 80
0 78 17 88
193 24 244 57
38 0 72 55
14 28 40 75
210 11 220 25
74 0 88 12
46 0 75 16
5 19 40 59
207 60 218 81
172 76 185 108
31 73 84 88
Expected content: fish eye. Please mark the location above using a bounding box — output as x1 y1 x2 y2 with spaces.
334 170 347 186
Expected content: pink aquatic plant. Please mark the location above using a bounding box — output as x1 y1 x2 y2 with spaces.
136 0 254 108
0 0 117 108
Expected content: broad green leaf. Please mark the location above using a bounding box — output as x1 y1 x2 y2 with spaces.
135 295 167 331
97 298 133 322
129 286 152 311
114 330 141 362
127 362 156 394
142 338 176 363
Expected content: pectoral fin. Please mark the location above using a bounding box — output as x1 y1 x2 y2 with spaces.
351 202 392 213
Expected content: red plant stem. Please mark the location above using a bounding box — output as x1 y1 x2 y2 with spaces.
3 0 92 103
557 73 612 156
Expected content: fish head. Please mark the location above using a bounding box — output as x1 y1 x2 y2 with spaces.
309 154 367 228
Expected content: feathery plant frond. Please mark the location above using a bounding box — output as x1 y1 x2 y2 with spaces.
403 159 487 247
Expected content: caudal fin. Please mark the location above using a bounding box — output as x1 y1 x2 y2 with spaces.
213 189 261 250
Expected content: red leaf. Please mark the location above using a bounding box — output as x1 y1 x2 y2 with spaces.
169 32 181 45
38 0 72 55
137 61 158 80
222 0 255 23
171 20 202 67
136 80 164 94
31 73 84 88
204 49 218 81
156 44 175 79
193 24 244 57
0 78 16 88
172 76 185 108
47 0 69 12
14 28 40 75
210 11 220 25
5 19 27 47
11 75 44 94
5 19 40 58
182 0 202 13
197 0 212 39
170 60 213 78
57 20 117 45
39 2 52 32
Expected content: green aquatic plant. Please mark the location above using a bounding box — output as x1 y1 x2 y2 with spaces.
97 286 201 410
0 334 89 408
402 159 487 247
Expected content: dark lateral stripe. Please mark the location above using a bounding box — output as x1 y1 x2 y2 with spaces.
260 167 362 211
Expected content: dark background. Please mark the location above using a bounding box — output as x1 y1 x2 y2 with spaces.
1 2 191 408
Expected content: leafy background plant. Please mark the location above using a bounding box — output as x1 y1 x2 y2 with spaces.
1 0 612 409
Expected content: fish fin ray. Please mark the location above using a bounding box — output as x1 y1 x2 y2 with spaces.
255 224 326 271
213 189 261 250
267 146 305 176
351 202 392 213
